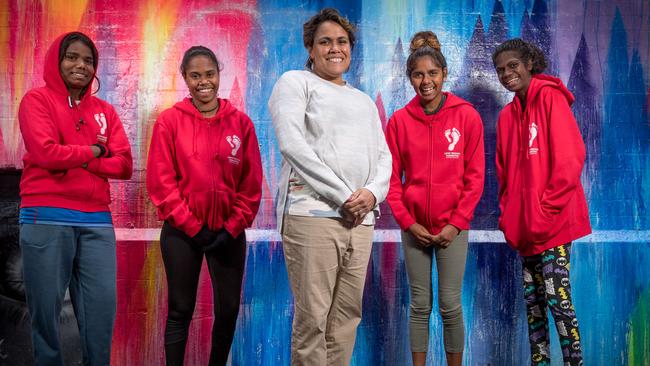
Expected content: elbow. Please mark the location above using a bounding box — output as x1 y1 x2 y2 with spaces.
277 143 299 160
120 163 134 180
120 170 133 180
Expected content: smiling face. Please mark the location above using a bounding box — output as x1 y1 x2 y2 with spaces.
308 20 351 85
183 55 220 108
409 55 447 111
59 40 95 99
494 50 533 99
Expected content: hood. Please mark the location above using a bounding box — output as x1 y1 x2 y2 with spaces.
43 32 98 100
524 74 575 108
404 92 474 122
173 97 237 120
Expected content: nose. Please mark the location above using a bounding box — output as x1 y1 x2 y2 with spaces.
74 59 89 70
501 67 513 79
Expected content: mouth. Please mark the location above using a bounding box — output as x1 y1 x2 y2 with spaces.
326 57 344 63
196 86 215 96
419 85 436 96
71 72 88 79
504 77 519 87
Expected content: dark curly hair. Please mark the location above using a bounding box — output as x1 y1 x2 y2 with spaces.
303 8 356 69
492 38 547 74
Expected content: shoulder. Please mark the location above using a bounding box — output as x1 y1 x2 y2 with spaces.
496 102 516 126
351 85 374 102
20 87 51 106
231 108 256 130
276 70 310 87
388 106 410 124
456 103 482 122
537 86 570 106
155 106 183 128
87 96 118 114
270 70 311 99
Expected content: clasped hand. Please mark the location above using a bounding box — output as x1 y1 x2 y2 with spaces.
341 188 376 227
408 223 459 248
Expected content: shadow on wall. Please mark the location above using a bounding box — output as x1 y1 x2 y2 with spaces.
0 169 82 365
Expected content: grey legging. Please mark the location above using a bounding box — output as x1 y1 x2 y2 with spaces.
402 230 468 353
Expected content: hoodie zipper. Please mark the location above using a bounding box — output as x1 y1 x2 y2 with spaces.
426 123 433 229
71 97 96 200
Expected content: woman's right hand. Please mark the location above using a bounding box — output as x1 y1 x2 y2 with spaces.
408 223 436 247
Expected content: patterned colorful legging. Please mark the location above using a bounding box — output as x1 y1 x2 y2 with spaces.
522 243 583 366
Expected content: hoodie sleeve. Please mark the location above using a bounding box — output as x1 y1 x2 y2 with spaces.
363 107 392 207
269 72 353 207
385 116 417 230
19 91 95 169
223 116 263 237
146 117 203 237
85 105 133 180
539 88 586 216
448 110 485 230
495 115 508 216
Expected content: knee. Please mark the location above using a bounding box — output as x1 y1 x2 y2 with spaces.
167 302 195 322
215 297 241 320
438 296 462 324
410 302 432 322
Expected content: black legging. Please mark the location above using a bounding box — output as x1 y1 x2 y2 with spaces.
160 221 246 366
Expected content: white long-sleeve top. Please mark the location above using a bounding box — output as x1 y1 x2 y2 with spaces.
269 70 392 231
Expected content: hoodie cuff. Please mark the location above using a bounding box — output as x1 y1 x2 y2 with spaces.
398 216 417 232
85 157 101 173
224 218 245 238
448 212 470 231
185 222 203 238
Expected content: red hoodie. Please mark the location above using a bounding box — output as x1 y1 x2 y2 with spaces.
496 74 591 256
146 98 262 238
19 33 133 212
386 93 485 234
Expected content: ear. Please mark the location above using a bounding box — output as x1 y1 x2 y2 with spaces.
526 59 533 72
443 67 448 82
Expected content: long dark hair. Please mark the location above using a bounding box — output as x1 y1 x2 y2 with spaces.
59 31 101 95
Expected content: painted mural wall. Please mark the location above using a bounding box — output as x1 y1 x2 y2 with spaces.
0 0 648 365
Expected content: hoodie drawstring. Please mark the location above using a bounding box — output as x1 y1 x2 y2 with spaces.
191 115 198 158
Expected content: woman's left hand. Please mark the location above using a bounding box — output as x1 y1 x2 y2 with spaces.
433 224 460 248
342 188 376 225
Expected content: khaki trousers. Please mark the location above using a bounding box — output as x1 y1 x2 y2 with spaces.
282 215 373 366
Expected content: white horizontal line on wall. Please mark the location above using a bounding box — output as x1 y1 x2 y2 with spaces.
114 229 650 243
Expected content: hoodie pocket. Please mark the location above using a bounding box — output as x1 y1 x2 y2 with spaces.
428 183 461 228
403 184 427 225
524 188 559 243
187 189 234 231
498 191 524 250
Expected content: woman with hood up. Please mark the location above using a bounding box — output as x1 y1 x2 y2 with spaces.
146 46 262 366
493 38 591 366
18 31 133 365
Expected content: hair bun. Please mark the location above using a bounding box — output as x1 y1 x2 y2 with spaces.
409 31 441 53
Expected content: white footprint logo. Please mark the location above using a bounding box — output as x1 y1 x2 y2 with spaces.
444 127 461 151
94 113 107 134
529 122 538 147
226 135 241 156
